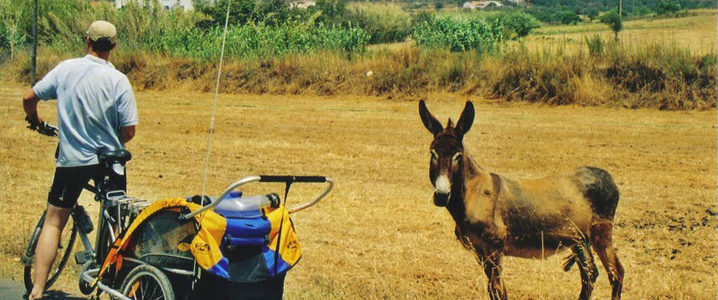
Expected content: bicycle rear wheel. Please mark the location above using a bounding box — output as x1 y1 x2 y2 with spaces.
23 211 78 292
95 215 113 266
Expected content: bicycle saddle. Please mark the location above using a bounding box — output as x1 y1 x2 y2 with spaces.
98 149 132 165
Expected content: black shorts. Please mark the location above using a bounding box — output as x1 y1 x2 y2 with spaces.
47 165 102 208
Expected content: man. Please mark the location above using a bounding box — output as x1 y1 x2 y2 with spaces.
24 20 137 300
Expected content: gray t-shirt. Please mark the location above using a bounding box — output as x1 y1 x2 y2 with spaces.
33 55 138 167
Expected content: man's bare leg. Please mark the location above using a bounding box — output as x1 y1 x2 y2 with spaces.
28 204 72 300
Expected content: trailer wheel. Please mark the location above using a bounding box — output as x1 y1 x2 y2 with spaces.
121 264 175 300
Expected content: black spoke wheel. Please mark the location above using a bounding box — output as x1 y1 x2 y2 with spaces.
23 212 78 293
121 265 175 300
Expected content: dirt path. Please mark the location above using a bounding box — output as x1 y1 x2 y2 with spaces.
0 279 85 299
0 279 26 299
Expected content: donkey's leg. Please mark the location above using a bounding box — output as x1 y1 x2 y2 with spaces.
572 242 598 300
481 253 508 300
590 221 625 300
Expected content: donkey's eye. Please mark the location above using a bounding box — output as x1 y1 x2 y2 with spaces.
452 152 462 163
430 150 438 161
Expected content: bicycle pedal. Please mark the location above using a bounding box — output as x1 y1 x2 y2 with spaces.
75 251 93 265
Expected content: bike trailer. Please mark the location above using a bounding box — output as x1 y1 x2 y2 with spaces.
86 175 333 300
97 197 302 299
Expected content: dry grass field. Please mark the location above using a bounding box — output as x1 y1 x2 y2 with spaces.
373 10 718 56
0 82 716 299
529 9 718 55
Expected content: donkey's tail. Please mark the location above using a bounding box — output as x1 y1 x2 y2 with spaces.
563 253 577 272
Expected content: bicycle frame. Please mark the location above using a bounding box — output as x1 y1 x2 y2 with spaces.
72 185 143 267
23 165 125 266
22 153 147 297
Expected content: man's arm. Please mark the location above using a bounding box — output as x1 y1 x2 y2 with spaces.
116 77 137 144
23 88 42 125
120 125 135 143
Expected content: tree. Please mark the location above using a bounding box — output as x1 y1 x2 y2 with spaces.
0 1 26 59
556 10 581 25
197 0 256 28
499 11 541 38
255 0 291 26
586 7 599 21
600 9 622 41
657 0 681 15
311 0 348 26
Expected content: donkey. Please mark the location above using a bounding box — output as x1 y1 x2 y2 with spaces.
418 100 624 300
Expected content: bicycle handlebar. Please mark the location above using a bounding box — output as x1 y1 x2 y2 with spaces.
259 175 327 183
180 175 333 220
25 116 58 137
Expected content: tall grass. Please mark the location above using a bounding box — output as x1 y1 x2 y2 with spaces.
5 36 715 110
585 34 605 56
484 38 716 109
347 3 412 44
413 17 504 53
1 0 714 110
0 0 369 61
126 22 369 60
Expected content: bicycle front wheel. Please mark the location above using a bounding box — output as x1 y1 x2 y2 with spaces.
121 264 175 300
23 211 78 293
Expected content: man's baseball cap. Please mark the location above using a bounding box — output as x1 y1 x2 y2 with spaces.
86 21 117 44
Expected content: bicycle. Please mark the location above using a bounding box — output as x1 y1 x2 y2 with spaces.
22 120 148 296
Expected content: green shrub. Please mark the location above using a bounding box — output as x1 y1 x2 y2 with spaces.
311 0 349 27
491 11 540 38
0 2 27 59
348 3 412 44
197 0 255 28
556 10 581 25
255 0 292 26
525 7 580 24
116 2 208 53
411 12 435 28
657 0 681 15
631 5 651 16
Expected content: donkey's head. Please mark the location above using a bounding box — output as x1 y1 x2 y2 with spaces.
418 100 475 207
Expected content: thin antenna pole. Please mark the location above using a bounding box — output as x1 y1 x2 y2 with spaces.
200 0 233 204
31 0 37 85
191 0 233 285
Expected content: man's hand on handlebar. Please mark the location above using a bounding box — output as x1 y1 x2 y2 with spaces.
25 116 58 137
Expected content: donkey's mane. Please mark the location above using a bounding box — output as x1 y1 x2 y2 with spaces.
462 149 484 178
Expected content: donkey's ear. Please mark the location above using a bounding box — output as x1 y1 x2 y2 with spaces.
419 100 444 136
456 101 475 137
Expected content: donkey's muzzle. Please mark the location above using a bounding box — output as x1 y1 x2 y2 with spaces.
433 192 450 207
